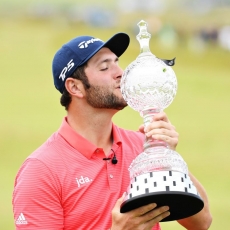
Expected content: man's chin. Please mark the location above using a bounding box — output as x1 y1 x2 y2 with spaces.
115 103 128 111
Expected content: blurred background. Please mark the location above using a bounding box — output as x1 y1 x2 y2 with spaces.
1 0 230 229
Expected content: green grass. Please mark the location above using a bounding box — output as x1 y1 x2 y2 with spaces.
1 16 230 229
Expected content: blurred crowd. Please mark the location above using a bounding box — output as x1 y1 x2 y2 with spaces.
148 21 230 52
1 0 230 52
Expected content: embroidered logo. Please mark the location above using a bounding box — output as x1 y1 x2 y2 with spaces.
78 38 102 49
59 59 75 81
16 213 28 225
76 176 93 187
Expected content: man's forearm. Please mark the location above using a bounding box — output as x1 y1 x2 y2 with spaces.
177 173 212 230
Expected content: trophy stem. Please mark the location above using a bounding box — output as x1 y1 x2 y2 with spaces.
142 108 168 150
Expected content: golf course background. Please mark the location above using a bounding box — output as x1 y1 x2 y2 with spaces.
1 5 230 230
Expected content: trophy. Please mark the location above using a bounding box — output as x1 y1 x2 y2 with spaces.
120 20 204 221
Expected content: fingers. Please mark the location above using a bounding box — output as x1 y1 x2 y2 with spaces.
141 205 170 222
144 112 174 134
143 112 178 150
133 204 170 228
139 113 173 133
146 127 178 149
111 201 170 230
145 123 176 136
138 124 145 133
139 112 179 149
144 206 170 228
134 203 158 216
133 203 169 219
152 111 170 123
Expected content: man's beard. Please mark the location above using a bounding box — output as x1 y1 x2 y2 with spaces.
85 84 127 110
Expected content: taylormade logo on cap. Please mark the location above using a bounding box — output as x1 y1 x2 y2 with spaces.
78 38 103 49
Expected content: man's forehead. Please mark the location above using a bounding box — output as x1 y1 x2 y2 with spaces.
88 47 118 65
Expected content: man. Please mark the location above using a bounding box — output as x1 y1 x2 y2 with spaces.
13 32 212 229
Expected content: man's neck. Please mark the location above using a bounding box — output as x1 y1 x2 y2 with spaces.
66 109 116 156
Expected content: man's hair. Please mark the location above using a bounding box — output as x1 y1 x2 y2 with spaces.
60 64 90 110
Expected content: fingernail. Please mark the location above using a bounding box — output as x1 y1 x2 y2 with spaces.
150 203 157 208
165 206 170 211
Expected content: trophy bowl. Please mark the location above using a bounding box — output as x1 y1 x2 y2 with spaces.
120 20 204 221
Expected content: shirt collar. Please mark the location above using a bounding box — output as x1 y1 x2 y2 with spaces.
58 117 122 159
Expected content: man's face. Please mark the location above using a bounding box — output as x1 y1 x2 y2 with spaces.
84 47 127 110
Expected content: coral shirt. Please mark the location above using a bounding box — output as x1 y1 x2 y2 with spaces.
13 117 161 230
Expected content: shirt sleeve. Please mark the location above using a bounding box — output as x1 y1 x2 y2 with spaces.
13 158 64 230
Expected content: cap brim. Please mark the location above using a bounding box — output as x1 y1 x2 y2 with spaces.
80 33 130 66
103 32 130 57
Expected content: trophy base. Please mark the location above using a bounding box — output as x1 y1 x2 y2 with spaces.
120 191 204 221
120 171 204 221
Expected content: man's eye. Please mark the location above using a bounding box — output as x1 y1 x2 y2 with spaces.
100 67 108 71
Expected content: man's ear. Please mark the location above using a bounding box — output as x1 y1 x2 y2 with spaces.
65 78 85 98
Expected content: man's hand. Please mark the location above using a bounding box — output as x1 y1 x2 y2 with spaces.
139 112 178 150
111 193 170 230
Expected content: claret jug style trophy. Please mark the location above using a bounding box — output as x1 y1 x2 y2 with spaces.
120 20 204 221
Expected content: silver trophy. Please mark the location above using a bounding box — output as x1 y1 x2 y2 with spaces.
120 20 204 221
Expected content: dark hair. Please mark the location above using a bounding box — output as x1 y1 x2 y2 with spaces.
60 64 90 110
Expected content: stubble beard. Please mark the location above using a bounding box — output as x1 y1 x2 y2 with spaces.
85 84 127 110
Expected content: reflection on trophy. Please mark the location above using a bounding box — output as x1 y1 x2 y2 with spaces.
120 20 204 221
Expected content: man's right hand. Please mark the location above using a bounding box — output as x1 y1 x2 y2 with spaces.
111 193 170 230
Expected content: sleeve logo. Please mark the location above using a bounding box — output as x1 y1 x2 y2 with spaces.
16 213 28 225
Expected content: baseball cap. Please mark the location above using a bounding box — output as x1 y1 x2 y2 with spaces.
52 32 130 93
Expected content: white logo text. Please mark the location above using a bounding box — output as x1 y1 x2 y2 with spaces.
76 176 93 187
59 59 75 81
78 38 102 49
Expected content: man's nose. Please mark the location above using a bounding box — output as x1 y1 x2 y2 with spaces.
113 65 123 79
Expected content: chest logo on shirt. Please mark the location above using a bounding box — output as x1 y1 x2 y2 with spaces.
76 176 93 188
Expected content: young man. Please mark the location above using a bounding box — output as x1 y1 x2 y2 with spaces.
13 32 212 229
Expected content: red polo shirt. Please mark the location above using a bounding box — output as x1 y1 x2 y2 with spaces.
13 117 161 230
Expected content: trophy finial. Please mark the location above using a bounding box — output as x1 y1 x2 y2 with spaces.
136 20 152 54
137 20 149 34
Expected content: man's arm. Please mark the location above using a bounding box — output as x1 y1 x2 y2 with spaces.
13 158 64 229
177 173 212 230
